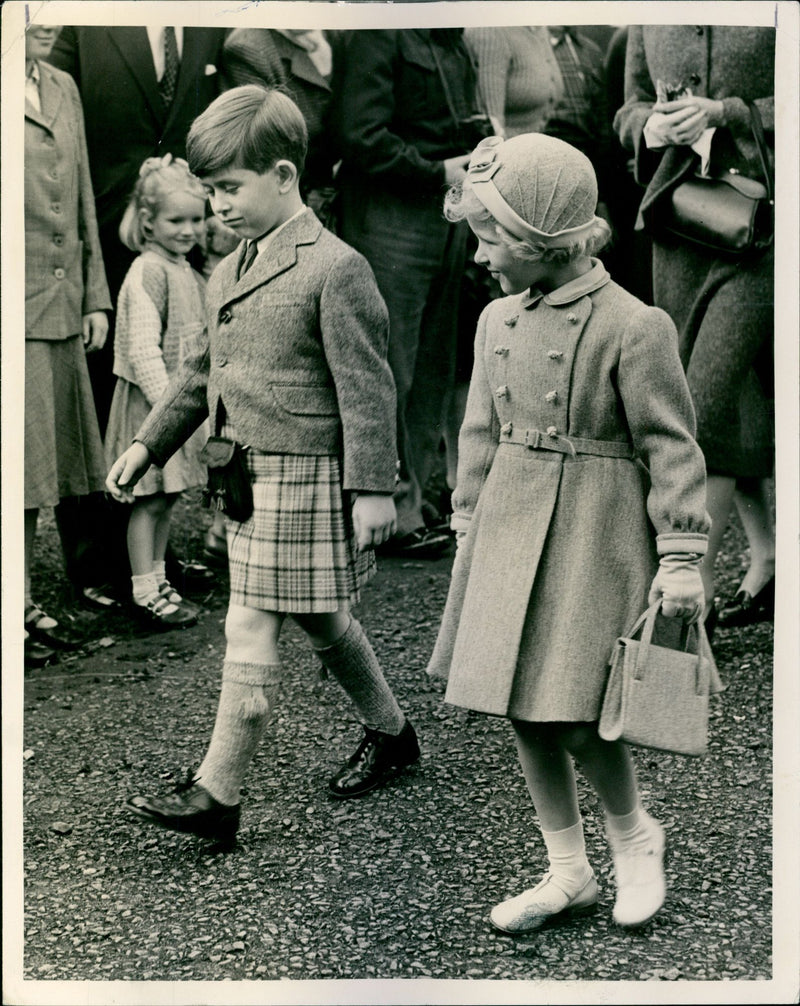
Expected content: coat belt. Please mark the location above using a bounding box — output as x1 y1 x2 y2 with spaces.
499 426 635 459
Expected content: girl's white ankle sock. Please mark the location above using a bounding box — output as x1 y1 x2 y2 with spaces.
152 561 167 583
542 820 594 894
131 572 159 606
605 805 655 850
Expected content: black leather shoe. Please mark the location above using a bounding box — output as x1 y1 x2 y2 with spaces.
24 605 83 650
24 632 56 668
328 720 420 799
717 576 775 629
126 779 240 843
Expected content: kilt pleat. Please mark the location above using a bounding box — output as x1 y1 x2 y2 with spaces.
227 452 375 612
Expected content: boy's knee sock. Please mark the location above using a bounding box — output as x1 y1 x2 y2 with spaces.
314 617 405 735
542 820 594 893
196 661 281 806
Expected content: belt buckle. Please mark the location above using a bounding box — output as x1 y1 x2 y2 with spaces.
524 429 541 450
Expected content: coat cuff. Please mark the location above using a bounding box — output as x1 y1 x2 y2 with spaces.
656 532 708 556
450 511 472 534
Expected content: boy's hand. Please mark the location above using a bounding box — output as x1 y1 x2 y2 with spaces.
82 311 108 352
106 442 152 503
352 493 397 552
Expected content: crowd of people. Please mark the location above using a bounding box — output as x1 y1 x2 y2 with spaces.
24 20 775 936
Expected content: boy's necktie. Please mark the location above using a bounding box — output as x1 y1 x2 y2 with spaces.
238 241 259 279
159 26 179 107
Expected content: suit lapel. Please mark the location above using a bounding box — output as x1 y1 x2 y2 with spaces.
107 27 165 128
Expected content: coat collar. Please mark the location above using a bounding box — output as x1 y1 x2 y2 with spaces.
222 207 323 303
25 60 64 131
520 258 610 309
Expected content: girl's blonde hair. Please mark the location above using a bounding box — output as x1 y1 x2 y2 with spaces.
444 181 612 265
119 155 206 252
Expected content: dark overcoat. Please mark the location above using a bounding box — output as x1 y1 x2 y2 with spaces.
428 261 709 722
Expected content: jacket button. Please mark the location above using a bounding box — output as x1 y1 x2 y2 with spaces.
54 268 65 279
566 312 578 324
217 357 227 367
494 345 509 355
495 385 509 398
53 234 63 246
504 316 518 327
547 349 563 360
219 310 232 324
500 422 513 435
546 426 559 437
51 202 61 214
545 389 559 404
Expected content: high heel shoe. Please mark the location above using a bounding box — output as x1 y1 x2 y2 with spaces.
717 575 775 629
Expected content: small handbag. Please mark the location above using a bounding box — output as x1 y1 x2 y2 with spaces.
198 436 254 524
648 102 774 256
598 601 721 756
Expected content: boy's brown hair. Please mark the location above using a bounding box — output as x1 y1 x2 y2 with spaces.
187 84 308 178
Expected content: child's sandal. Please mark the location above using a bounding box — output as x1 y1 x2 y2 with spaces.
157 581 199 614
24 603 83 650
134 593 198 630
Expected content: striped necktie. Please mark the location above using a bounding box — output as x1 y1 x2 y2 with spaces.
238 240 259 279
159 27 179 107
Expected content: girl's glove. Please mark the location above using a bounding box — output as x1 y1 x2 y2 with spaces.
648 553 705 623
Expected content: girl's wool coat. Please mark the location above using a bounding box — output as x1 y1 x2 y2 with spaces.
428 261 709 722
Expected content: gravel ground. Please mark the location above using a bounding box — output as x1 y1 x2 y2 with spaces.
9 488 794 1003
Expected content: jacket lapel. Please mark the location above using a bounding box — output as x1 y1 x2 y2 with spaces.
27 62 63 131
227 210 323 302
107 27 165 128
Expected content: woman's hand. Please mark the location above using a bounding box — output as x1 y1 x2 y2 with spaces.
648 96 725 147
351 493 397 552
82 311 109 352
105 442 152 503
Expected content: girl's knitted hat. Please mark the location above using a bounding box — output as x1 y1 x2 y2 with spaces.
466 133 600 247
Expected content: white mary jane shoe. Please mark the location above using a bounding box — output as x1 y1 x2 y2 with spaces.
490 872 598 935
611 817 666 928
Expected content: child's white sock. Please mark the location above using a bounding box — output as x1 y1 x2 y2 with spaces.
605 805 656 850
542 820 594 894
152 561 167 584
131 572 159 606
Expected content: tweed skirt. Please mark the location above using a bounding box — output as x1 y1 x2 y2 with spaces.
25 336 107 510
105 378 208 497
226 452 375 613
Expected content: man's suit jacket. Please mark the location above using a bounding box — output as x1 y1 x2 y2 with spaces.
136 209 398 494
48 25 227 296
25 60 110 340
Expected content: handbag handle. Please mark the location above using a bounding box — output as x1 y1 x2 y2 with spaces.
746 101 773 204
625 601 703 684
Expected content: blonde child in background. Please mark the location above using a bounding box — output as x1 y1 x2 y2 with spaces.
105 155 209 629
428 133 711 932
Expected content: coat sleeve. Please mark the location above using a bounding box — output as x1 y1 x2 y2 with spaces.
617 304 710 555
318 249 398 493
333 31 445 191
66 75 111 316
450 305 501 531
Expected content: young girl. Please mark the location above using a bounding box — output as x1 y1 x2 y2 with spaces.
105 155 209 628
428 133 710 932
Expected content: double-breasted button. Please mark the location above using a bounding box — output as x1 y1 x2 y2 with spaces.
50 169 58 180
545 389 559 404
500 422 513 435
547 349 563 360
53 234 63 247
546 426 559 437
51 202 61 214
218 309 232 324
504 316 518 327
495 385 509 398
494 345 509 356
54 268 65 279
566 312 578 324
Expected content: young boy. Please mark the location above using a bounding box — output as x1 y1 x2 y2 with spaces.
106 85 419 846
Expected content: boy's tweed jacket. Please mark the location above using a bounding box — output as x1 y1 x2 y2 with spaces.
25 61 110 340
428 260 710 722
135 208 398 494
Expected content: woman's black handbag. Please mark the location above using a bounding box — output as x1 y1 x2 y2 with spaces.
649 102 773 256
199 437 254 523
